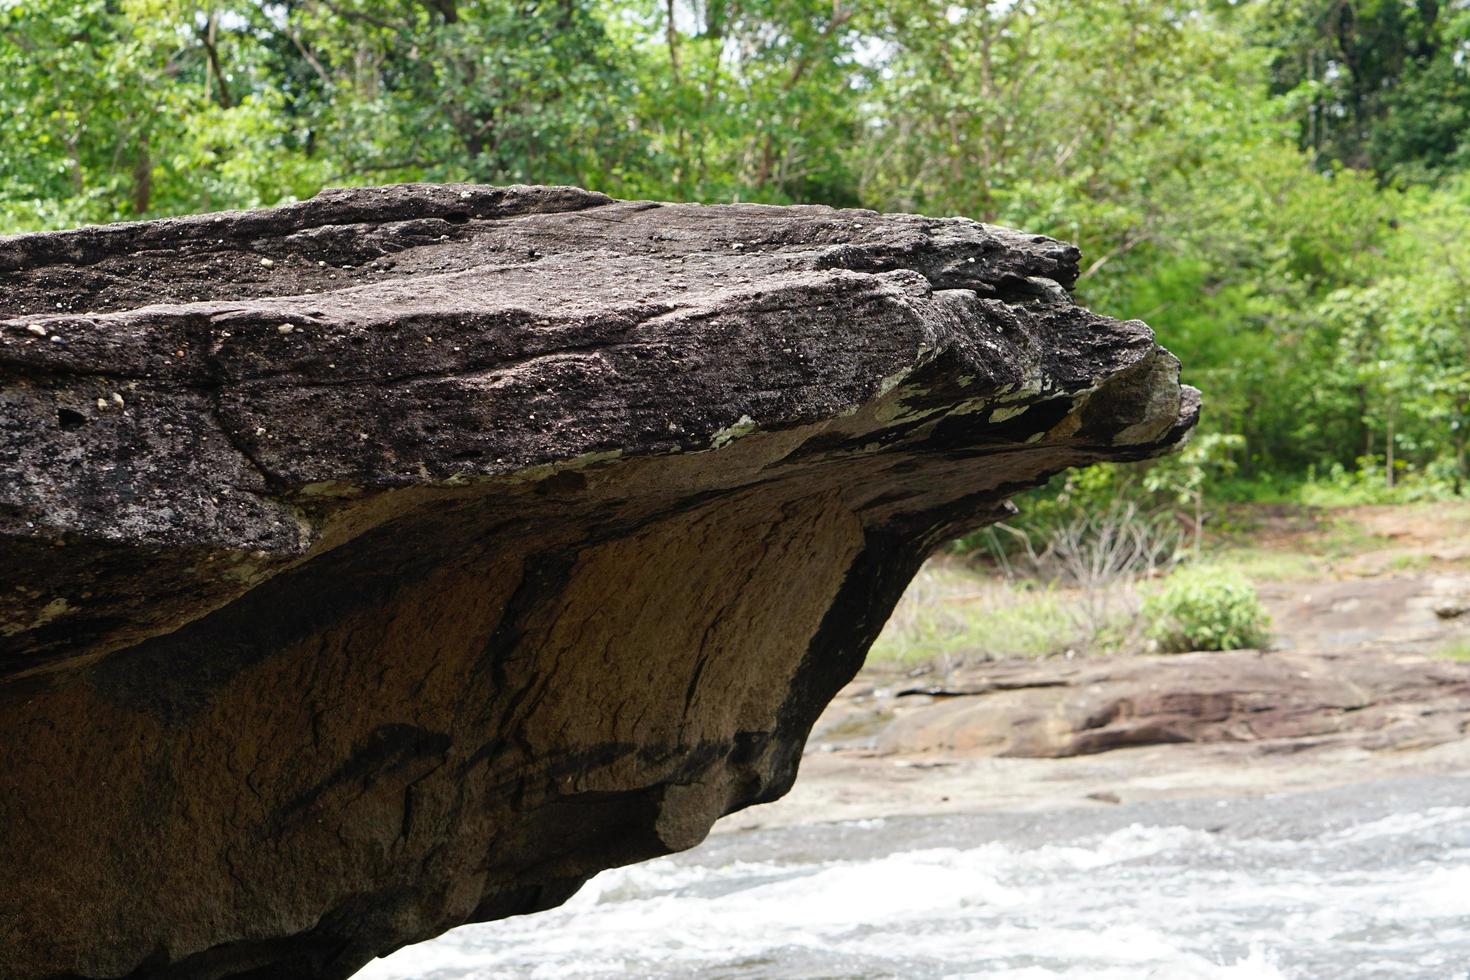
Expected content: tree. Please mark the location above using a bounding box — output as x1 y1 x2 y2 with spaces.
1258 0 1470 178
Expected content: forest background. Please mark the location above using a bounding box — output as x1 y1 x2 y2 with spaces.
4 0 1468 507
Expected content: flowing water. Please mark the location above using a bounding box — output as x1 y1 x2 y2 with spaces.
359 772 1470 980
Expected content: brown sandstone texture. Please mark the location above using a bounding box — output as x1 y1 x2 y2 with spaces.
871 645 1470 759
0 184 1197 979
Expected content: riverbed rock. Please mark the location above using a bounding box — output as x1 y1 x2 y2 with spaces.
872 646 1470 758
0 184 1196 979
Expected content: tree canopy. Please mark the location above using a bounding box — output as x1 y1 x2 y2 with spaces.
3 0 1466 493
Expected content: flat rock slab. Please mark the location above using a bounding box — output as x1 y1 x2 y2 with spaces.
0 184 1195 979
814 569 1470 761
872 646 1470 758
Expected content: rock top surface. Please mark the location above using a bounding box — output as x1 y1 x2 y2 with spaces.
0 185 1195 979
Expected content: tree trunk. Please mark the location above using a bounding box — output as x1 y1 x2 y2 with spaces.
200 13 233 109
1456 426 1466 495
1385 414 1395 489
131 140 151 216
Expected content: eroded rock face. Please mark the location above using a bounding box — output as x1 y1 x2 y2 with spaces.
0 185 1197 979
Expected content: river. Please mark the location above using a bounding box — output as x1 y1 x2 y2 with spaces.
359 772 1470 979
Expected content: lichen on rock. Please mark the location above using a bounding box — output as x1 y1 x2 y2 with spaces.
0 184 1197 979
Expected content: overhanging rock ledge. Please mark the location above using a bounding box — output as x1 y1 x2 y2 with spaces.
0 184 1198 979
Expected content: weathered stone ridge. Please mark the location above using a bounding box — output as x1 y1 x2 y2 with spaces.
0 185 1197 979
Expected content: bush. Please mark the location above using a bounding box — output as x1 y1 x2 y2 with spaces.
1142 568 1270 653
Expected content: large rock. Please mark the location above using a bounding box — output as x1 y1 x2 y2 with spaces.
0 185 1197 979
873 646 1470 758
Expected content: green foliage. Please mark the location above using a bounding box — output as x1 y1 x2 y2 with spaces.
959 450 1218 567
1146 434 1247 505
867 560 1130 666
1294 460 1462 506
1142 568 1271 653
957 464 1144 559
868 580 1079 665
2 0 1468 500
1256 0 1470 178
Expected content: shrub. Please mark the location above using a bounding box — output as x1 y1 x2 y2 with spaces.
1142 568 1270 652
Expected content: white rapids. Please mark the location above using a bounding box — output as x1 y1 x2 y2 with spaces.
358 773 1470 980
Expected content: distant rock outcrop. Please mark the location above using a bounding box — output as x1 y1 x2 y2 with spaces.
876 646 1470 759
0 185 1197 979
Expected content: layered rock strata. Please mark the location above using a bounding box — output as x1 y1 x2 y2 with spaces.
0 185 1197 979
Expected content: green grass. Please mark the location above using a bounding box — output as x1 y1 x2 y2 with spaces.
866 561 1132 668
1195 547 1323 582
1211 474 1305 505
1436 639 1470 663
1214 471 1462 507
1315 516 1394 558
870 550 1287 669
874 497 1465 671
1197 508 1408 580
867 592 1077 666
1388 553 1431 573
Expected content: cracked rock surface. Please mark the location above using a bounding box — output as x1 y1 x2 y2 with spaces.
0 184 1197 979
